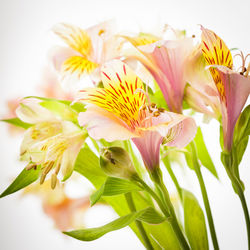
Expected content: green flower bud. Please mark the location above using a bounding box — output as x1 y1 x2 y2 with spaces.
100 147 137 180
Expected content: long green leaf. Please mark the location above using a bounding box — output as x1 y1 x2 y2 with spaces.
64 207 164 241
1 118 32 129
0 166 41 198
90 177 142 206
182 189 209 250
194 127 218 179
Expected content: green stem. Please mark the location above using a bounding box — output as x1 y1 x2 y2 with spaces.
191 141 219 250
124 192 153 250
226 167 250 250
237 188 250 250
162 156 182 199
142 170 190 250
157 177 190 250
195 165 219 250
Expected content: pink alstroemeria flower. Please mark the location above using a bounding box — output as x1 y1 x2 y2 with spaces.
77 60 196 171
201 26 250 151
50 20 122 85
124 35 194 113
184 45 222 120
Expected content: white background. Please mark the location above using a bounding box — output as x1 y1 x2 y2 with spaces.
0 0 250 249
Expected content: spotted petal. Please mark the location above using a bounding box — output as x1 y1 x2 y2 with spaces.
201 26 233 103
78 60 146 128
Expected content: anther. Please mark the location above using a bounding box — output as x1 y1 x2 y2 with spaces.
51 173 57 189
26 163 37 171
40 172 47 185
153 111 160 117
151 103 156 108
158 107 165 113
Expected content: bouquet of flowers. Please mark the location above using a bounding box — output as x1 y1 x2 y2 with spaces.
1 20 250 250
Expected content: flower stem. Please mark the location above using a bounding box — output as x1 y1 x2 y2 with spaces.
190 141 219 250
226 166 250 250
124 192 153 250
237 188 250 250
195 165 219 250
162 156 182 199
140 170 190 250
157 177 190 250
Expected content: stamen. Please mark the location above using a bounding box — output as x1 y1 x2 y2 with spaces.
153 111 160 117
245 62 250 77
40 172 46 185
51 173 58 189
26 163 37 170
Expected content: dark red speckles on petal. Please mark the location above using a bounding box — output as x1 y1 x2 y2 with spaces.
116 73 122 83
102 71 111 80
203 41 210 51
135 77 138 89
123 64 126 75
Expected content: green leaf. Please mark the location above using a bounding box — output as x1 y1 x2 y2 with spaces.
137 206 165 224
1 118 32 129
0 166 41 198
234 105 250 144
64 207 164 241
194 127 218 179
90 177 142 206
24 96 71 105
235 136 249 166
74 144 181 249
74 144 107 187
182 189 209 250
40 101 78 122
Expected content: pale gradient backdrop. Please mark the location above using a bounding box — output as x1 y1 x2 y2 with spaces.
0 0 249 249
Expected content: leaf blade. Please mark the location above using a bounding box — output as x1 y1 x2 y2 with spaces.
0 166 41 198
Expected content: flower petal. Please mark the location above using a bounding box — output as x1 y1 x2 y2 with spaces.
214 65 250 150
145 111 197 148
16 100 56 124
138 38 194 112
78 105 137 142
53 23 92 57
78 60 146 128
132 130 162 170
201 26 233 103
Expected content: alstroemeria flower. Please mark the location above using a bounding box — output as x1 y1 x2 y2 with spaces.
16 100 86 188
77 60 196 171
184 45 221 120
50 20 122 85
201 26 250 151
123 34 194 113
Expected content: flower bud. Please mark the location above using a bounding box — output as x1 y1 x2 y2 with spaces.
100 147 137 180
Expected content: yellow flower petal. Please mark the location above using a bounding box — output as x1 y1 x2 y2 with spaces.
78 60 146 128
201 27 233 103
62 56 99 77
123 33 160 47
53 23 92 57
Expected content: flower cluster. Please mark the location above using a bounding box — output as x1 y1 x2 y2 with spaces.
1 20 249 250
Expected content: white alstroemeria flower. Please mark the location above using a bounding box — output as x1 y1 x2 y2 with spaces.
16 100 87 188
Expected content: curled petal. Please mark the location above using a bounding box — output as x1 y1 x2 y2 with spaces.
213 65 250 150
145 111 197 148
